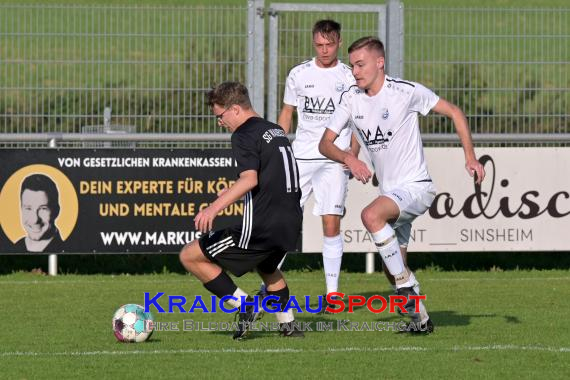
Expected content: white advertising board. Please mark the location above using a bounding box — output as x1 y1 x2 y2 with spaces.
302 148 570 252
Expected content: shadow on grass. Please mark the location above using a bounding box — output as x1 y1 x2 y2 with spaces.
302 291 521 328
190 309 520 340
207 313 334 340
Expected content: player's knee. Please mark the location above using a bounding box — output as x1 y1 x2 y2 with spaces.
361 206 380 230
179 242 199 267
179 244 191 266
323 226 340 237
322 215 341 236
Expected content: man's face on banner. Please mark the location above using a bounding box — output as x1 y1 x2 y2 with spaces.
20 189 54 240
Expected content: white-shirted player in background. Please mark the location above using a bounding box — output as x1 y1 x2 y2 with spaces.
262 20 357 309
319 36 486 332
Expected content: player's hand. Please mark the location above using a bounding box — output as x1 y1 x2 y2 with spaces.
194 206 217 233
466 158 485 185
342 148 356 171
345 154 372 184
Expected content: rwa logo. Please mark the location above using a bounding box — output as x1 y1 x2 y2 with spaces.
430 155 570 219
303 97 335 114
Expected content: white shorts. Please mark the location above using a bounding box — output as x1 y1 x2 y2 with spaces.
298 160 349 216
382 181 437 247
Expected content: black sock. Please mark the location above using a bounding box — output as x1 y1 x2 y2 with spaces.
266 285 289 312
203 271 237 298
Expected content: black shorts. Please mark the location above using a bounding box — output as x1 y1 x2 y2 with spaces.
198 229 286 277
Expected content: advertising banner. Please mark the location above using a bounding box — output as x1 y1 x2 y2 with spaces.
302 148 570 252
0 149 242 254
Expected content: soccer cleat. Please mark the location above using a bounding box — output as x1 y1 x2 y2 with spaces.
233 296 262 340
252 285 268 307
252 287 268 321
417 318 435 334
320 294 342 314
396 286 421 325
401 318 435 335
279 322 305 338
257 284 268 299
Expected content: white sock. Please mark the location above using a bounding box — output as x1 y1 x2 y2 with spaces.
409 271 420 294
418 300 429 324
389 270 419 294
323 235 343 294
226 288 248 309
371 225 413 288
409 271 430 324
276 309 294 323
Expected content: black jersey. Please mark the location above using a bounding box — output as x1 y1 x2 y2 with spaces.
229 117 302 251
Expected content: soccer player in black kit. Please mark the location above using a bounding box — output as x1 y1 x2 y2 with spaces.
179 81 304 339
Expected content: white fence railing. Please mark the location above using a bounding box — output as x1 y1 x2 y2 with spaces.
1 1 568 147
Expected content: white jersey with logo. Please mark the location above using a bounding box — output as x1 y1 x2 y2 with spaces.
283 58 355 160
327 75 440 193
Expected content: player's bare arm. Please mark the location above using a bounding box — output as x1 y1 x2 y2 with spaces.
277 104 295 134
319 128 371 183
432 98 486 184
348 132 361 157
341 133 361 172
194 169 258 232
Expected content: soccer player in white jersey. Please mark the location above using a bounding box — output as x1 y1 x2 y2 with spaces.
319 36 486 333
274 20 358 307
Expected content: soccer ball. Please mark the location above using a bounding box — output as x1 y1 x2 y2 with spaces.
112 304 154 343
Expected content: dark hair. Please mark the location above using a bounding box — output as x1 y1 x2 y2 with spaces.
206 81 252 109
348 36 385 57
312 19 341 41
20 174 60 218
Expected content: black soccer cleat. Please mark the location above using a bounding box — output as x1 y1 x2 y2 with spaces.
401 318 435 335
252 287 267 320
233 296 262 340
256 284 268 299
319 294 342 314
418 318 435 334
396 286 422 325
279 322 305 338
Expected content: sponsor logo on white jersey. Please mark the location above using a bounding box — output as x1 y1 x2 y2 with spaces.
303 97 335 114
357 126 393 147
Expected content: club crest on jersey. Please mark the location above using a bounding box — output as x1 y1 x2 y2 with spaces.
381 108 389 120
335 82 345 92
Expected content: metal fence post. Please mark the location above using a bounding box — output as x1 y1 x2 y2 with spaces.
267 7 278 123
48 137 58 276
247 0 265 117
365 252 375 274
386 0 404 78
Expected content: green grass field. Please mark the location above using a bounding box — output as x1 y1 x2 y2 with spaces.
1 0 569 375
1 269 568 379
